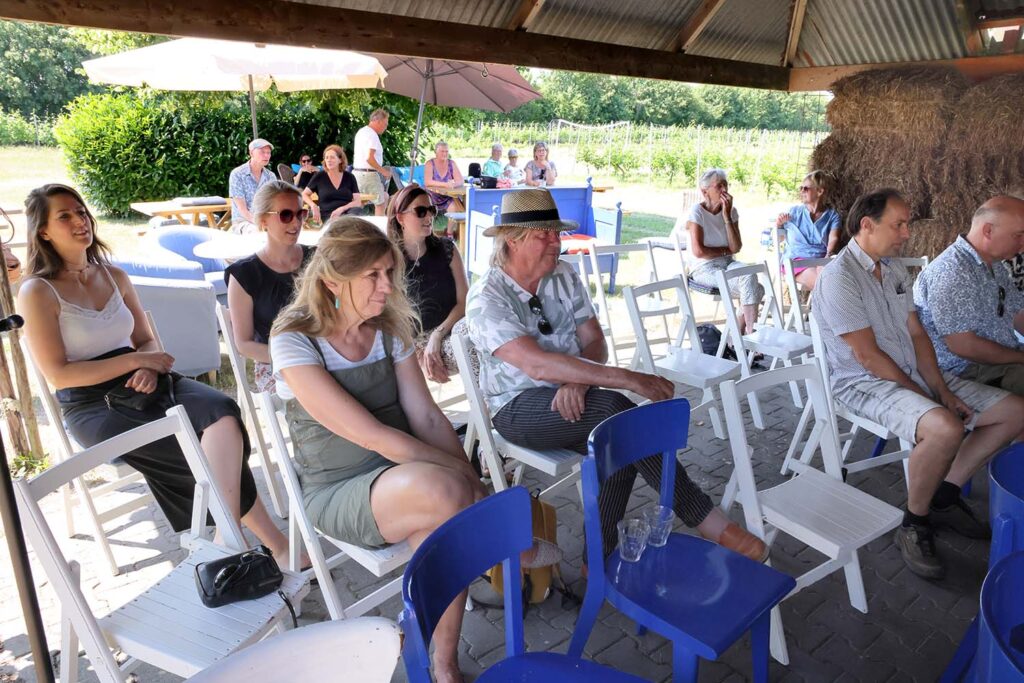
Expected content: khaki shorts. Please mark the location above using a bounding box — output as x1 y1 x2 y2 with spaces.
304 464 393 548
353 170 387 206
961 363 1024 398
835 371 1010 444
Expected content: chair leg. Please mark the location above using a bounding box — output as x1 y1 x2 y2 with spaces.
704 388 726 440
720 470 738 513
843 551 868 613
75 476 120 576
751 611 771 683
61 563 81 683
782 358 804 408
768 605 790 665
567 588 604 658
781 402 814 475
939 617 978 683
672 642 699 683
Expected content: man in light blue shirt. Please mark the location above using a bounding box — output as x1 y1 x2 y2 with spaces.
481 142 504 178
915 195 1024 396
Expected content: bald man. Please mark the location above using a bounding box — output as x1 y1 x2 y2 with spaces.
914 195 1024 396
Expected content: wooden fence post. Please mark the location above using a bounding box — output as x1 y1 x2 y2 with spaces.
0 259 43 463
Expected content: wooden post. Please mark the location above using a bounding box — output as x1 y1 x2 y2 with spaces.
0 260 42 461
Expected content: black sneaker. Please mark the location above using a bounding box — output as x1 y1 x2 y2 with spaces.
895 525 945 580
930 498 991 539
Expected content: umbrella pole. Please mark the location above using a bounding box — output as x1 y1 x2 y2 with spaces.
410 59 432 169
0 318 55 683
248 75 258 139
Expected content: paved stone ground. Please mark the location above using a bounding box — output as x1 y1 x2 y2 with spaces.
0 378 990 683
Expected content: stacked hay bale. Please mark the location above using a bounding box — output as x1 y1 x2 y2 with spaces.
809 66 969 257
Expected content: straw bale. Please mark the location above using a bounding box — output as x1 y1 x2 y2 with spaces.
945 73 1024 159
904 218 962 261
827 66 968 132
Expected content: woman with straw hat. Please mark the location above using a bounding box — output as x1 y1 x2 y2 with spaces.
467 188 768 563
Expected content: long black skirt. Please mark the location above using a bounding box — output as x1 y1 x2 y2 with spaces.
58 369 256 533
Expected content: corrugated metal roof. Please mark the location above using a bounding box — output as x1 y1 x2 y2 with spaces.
797 0 966 67
527 0 702 51
687 0 791 66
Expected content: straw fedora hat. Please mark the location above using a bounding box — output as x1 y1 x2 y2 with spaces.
482 188 579 236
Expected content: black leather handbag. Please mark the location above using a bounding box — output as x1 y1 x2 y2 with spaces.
195 545 283 608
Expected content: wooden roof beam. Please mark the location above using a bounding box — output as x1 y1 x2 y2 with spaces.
670 0 728 53
507 0 546 31
954 0 986 56
0 0 789 90
781 0 808 67
788 53 1024 92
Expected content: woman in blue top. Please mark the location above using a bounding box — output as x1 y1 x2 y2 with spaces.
775 170 841 291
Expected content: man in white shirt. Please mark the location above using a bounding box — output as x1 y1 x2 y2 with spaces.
352 109 391 216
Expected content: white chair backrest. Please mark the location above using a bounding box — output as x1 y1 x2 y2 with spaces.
892 256 929 271
782 255 834 333
587 241 660 314
451 333 502 460
719 363 845 535
671 230 690 278
21 337 75 461
623 276 695 374
714 261 785 329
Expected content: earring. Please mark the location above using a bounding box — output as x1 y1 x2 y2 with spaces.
334 297 340 310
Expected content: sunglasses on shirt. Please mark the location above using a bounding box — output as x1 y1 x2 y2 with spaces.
266 208 309 224
528 295 553 335
403 205 438 219
998 285 1006 317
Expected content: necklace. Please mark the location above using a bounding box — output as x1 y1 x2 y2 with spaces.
63 263 92 282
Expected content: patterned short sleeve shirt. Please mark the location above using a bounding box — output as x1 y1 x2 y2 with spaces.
914 236 1024 374
228 162 277 225
467 261 596 414
813 238 920 393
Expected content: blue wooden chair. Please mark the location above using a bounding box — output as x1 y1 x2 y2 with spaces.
976 550 1024 681
399 486 645 683
567 398 796 683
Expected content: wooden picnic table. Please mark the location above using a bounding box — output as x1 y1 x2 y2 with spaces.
131 199 232 229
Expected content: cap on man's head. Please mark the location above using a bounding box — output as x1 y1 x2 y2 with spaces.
249 138 273 152
508 148 519 157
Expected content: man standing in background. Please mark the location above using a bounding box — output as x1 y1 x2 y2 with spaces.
352 109 391 216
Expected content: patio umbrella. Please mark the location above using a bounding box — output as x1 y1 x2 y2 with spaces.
371 56 541 166
83 38 388 138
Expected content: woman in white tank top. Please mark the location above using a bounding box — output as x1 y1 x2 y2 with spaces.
17 184 296 562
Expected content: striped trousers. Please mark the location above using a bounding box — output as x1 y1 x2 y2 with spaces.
492 387 715 555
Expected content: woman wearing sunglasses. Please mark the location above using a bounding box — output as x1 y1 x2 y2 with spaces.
226 181 315 393
776 170 841 291
294 153 317 190
386 184 469 383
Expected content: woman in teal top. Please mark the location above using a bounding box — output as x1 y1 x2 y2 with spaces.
776 170 841 291
270 217 484 683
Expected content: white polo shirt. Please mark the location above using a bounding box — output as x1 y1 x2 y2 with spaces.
353 125 383 170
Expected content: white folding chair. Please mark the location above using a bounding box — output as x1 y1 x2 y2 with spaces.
566 250 617 365
589 242 675 368
780 314 912 482
623 275 741 439
719 363 903 665
186 617 401 682
14 406 309 683
781 255 834 334
258 391 411 621
715 262 813 428
451 333 581 499
673 230 723 327
215 304 289 518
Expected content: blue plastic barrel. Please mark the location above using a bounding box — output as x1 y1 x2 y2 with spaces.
990 444 1024 568
976 550 1024 681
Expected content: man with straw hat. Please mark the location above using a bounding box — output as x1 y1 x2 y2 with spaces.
466 188 768 562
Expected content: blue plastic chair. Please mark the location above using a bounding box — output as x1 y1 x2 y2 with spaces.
399 487 646 683
942 444 1024 682
976 550 1024 681
567 398 796 683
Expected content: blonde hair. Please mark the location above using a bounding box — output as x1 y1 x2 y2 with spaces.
271 216 417 347
252 180 302 229
489 226 532 268
804 170 836 208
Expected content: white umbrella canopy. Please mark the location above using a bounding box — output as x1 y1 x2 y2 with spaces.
83 38 388 136
370 56 541 164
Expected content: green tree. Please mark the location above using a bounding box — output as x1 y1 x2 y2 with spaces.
0 20 96 117
67 28 166 56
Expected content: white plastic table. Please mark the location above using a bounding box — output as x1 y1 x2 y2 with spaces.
192 216 388 261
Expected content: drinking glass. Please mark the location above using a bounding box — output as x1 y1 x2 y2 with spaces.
643 505 675 547
616 518 650 562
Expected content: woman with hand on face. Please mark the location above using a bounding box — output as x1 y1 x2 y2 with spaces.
18 184 292 559
226 181 315 393
423 141 464 215
386 184 469 384
302 144 362 224
775 170 841 291
524 141 557 187
270 217 485 683
683 168 763 335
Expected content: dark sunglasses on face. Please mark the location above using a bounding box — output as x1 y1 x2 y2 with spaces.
300 158 311 163
528 295 553 335
403 205 438 219
998 285 1006 317
799 185 815 192
267 208 309 224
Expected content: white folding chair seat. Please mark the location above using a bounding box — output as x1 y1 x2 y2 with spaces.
719 363 902 665
258 391 411 621
623 275 741 439
452 333 581 499
15 406 309 682
715 262 813 428
22 338 156 577
216 304 288 518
